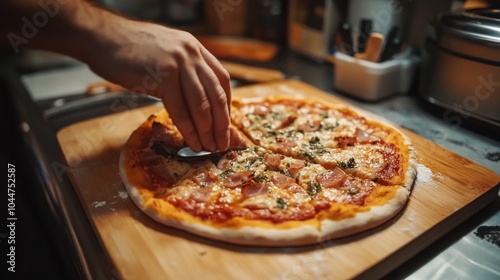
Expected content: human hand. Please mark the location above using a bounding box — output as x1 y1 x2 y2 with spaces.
90 20 232 152
1 0 232 152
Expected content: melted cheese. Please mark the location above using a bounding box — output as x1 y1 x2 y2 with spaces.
315 146 385 179
240 195 277 209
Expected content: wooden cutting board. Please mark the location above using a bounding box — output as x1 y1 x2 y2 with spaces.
56 80 500 280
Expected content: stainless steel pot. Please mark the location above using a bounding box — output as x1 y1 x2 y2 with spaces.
419 9 500 123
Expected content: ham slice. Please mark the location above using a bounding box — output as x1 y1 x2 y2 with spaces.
149 163 175 187
190 187 213 202
337 136 357 148
223 170 254 188
138 151 163 165
287 159 305 177
193 171 218 187
151 122 183 154
264 154 281 171
241 182 269 199
271 173 295 188
275 138 297 153
316 168 347 189
252 105 270 115
217 151 237 170
296 115 322 132
355 127 377 143
275 115 297 130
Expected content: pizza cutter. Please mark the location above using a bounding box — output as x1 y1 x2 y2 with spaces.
176 147 217 158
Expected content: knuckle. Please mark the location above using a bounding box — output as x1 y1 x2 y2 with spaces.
184 41 199 54
197 122 213 136
220 67 231 82
214 89 228 106
215 125 230 135
177 123 198 139
198 99 212 116
172 46 188 61
172 116 191 129
179 34 200 54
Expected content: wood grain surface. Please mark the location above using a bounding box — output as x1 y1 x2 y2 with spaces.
220 60 285 83
56 80 500 280
197 36 278 62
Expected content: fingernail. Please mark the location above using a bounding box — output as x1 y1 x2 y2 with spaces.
190 141 202 152
225 129 230 148
219 130 230 151
207 140 217 152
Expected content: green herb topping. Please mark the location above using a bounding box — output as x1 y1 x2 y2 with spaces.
307 182 321 196
277 197 288 210
338 157 356 169
309 136 320 144
253 173 269 183
219 169 234 179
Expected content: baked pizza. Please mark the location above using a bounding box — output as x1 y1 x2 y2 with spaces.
119 96 416 246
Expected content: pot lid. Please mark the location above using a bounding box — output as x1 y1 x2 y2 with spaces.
428 9 500 63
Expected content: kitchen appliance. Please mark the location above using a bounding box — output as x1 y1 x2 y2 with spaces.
419 9 500 127
288 0 340 61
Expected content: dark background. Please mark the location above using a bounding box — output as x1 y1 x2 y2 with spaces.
1 78 71 280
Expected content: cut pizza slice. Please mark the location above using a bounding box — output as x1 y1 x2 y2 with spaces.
119 110 251 195
140 109 251 155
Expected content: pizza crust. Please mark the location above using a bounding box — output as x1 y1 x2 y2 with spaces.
319 187 409 240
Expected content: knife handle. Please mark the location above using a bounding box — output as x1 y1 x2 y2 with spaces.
354 33 384 62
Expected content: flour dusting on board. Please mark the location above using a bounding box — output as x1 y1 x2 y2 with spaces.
90 191 129 209
114 191 129 200
90 201 107 208
416 163 435 185
399 210 420 237
278 84 307 97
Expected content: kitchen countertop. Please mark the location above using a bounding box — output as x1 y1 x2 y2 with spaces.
7 48 500 279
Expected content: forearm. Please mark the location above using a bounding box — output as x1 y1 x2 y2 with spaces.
2 0 233 152
1 0 126 64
